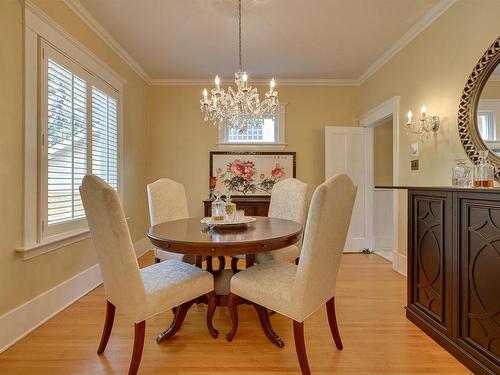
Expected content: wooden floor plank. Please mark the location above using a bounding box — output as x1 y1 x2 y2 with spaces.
0 253 470 374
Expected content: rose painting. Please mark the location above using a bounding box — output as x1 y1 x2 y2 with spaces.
209 152 296 197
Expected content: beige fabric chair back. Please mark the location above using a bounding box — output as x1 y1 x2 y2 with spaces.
268 178 308 225
80 175 145 318
147 178 189 226
292 174 357 320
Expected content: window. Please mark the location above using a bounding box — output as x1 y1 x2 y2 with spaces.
219 104 286 146
39 43 121 241
21 6 124 258
477 111 496 141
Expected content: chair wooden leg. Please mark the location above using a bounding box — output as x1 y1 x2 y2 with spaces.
206 291 218 338
326 297 343 350
253 303 285 348
97 301 115 354
217 256 226 271
230 257 239 272
128 321 145 375
293 320 311 375
156 299 195 343
226 293 241 341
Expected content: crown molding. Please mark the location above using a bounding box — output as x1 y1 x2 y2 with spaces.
149 78 360 86
358 0 457 84
63 0 457 87
63 0 152 84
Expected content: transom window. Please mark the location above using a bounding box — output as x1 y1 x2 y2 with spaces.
219 104 286 145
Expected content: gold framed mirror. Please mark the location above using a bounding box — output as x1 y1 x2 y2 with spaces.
458 36 500 181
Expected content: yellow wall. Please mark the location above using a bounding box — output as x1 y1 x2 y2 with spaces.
147 85 360 216
0 0 149 315
373 119 393 186
360 0 500 256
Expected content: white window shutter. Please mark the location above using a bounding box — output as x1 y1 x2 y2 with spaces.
47 59 87 225
92 87 118 189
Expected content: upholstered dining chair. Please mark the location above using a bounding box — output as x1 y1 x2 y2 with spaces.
148 178 225 270
231 178 308 270
226 174 357 375
147 178 192 264
80 175 217 375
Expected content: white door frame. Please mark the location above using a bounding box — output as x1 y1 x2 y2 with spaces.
359 96 400 272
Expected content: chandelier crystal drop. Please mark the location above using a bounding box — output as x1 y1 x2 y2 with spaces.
200 0 279 132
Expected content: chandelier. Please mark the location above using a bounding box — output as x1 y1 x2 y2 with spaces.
200 0 279 132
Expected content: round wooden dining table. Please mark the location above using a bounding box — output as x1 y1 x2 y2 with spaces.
147 216 303 346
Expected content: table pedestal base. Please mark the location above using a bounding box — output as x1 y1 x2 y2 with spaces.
156 256 284 348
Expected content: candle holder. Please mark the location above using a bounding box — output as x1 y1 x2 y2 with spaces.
406 105 440 137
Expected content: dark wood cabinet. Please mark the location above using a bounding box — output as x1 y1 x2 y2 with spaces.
406 187 500 375
203 197 270 217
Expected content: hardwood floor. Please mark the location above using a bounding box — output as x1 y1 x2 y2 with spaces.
0 253 470 374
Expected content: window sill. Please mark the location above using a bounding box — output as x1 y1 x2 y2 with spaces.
216 142 288 151
16 228 90 260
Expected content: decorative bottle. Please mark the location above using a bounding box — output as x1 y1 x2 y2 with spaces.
473 150 494 188
224 191 237 223
451 159 472 187
211 191 225 221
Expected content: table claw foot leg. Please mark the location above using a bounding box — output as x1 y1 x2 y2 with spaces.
253 303 285 348
156 299 195 344
226 293 241 342
206 291 218 338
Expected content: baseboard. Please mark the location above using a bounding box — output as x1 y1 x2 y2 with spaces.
0 237 150 354
374 249 393 262
392 250 407 276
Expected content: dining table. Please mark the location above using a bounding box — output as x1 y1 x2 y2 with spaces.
147 216 303 347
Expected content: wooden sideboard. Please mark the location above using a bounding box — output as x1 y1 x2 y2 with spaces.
203 197 270 217
405 187 500 375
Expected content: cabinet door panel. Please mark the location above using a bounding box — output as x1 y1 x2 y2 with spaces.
408 191 452 334
457 194 500 372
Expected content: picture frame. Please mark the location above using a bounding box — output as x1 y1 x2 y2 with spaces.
209 151 296 197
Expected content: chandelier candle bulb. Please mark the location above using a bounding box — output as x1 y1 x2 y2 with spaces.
407 110 413 125
420 105 427 117
199 0 279 132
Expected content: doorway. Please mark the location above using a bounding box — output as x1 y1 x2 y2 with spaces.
359 97 400 271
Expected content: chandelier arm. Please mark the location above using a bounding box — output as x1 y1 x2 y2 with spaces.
238 0 242 71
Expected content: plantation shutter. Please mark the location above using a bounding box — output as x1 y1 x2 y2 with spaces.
91 87 118 189
47 59 87 225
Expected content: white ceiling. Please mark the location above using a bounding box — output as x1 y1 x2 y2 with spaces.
75 0 447 82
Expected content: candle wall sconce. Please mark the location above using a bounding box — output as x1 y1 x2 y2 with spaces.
406 105 440 138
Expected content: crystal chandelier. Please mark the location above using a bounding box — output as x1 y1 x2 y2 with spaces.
200 0 279 132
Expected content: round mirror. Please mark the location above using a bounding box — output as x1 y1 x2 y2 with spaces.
477 64 500 156
458 37 500 181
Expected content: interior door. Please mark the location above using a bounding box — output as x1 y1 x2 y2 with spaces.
325 126 373 251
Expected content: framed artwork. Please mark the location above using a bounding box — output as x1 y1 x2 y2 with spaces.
209 151 296 197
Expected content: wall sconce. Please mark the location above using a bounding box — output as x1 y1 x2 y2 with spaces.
406 105 440 136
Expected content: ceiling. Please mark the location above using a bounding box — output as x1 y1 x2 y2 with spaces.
75 0 448 83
